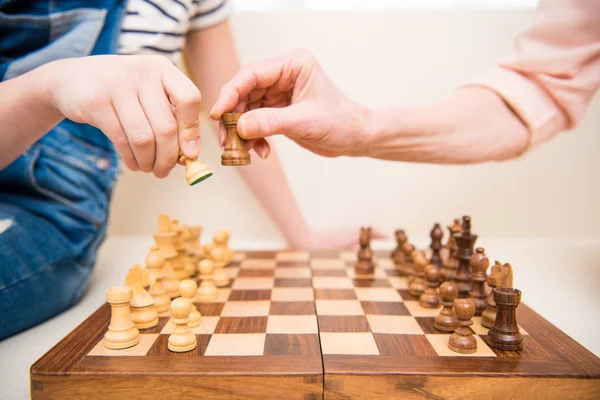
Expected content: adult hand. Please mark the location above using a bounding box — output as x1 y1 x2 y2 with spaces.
288 227 387 250
43 55 202 177
210 49 371 158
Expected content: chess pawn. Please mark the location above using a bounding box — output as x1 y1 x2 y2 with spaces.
213 268 230 288
211 246 228 269
468 247 489 316
434 281 459 332
196 259 218 302
419 265 442 308
168 297 197 353
391 229 407 265
104 286 140 349
219 229 234 263
145 245 171 313
222 113 251 166
355 227 375 275
441 218 462 282
179 154 213 185
179 280 201 328
487 288 523 351
448 299 477 354
125 264 159 329
408 253 427 297
213 232 232 266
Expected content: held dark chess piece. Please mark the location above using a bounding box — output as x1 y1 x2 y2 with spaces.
448 299 477 354
454 216 478 298
391 230 408 266
487 287 523 351
434 281 459 332
355 227 375 274
429 223 444 272
468 247 489 316
481 262 513 328
222 113 251 166
419 265 441 308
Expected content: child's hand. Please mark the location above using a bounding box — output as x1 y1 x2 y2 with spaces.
209 49 371 158
44 55 202 177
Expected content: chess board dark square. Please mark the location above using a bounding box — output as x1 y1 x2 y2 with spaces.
228 289 272 301
318 316 371 332
197 302 225 317
384 269 403 277
243 251 277 259
397 289 420 301
237 269 275 277
484 335 555 358
214 317 268 334
353 279 391 288
270 301 316 315
142 317 171 334
274 278 312 287
361 301 410 315
373 333 437 356
277 260 309 267
314 289 357 300
146 334 212 356
264 334 321 356
415 317 445 335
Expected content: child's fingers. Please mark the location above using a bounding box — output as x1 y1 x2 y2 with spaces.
91 104 138 171
112 91 156 173
161 63 202 159
138 83 179 178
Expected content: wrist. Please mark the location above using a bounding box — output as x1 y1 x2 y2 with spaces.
33 61 65 121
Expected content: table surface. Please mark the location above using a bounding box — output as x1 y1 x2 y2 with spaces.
1 235 599 399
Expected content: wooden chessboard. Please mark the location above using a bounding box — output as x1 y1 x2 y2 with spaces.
31 250 600 399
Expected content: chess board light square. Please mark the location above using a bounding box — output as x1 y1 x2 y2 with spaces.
267 315 318 334
404 301 442 317
232 252 246 262
367 315 424 334
274 267 312 279
388 277 409 289
320 332 379 355
221 300 271 317
312 277 354 289
226 267 240 279
88 334 158 356
310 259 345 270
240 259 277 269
271 288 314 302
425 334 496 357
275 251 310 262
231 277 274 290
316 300 364 316
204 333 266 356
339 251 357 263
354 288 402 302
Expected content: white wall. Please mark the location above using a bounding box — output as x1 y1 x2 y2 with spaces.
108 10 600 241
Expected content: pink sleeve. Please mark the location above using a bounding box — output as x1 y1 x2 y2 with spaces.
470 0 600 150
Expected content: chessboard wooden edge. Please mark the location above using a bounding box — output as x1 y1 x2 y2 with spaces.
30 304 323 400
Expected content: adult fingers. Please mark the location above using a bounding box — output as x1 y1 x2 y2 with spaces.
138 82 179 178
237 106 305 140
161 63 202 159
112 91 155 172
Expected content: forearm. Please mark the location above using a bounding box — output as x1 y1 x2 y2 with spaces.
364 86 529 164
0 66 63 169
184 21 311 244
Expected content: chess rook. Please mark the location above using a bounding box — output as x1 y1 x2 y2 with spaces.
103 286 140 350
434 281 459 332
222 113 251 166
468 247 489 316
487 288 523 351
355 227 375 275
454 216 478 298
448 299 477 354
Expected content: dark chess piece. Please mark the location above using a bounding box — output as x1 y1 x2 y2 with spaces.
454 216 478 298
222 113 251 166
441 218 462 282
429 223 444 272
468 247 489 316
419 265 441 308
434 281 459 332
355 227 375 274
487 287 523 351
408 251 427 297
448 299 477 354
482 262 513 328
391 229 407 266
397 242 415 277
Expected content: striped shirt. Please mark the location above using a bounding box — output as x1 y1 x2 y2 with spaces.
118 0 232 63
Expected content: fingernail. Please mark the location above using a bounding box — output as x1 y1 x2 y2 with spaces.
186 138 199 155
238 114 253 139
258 146 268 159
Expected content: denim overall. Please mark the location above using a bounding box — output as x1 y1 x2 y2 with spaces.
0 0 126 339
